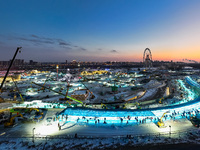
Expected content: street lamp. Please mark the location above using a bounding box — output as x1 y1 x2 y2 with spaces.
56 65 59 80
32 127 35 143
78 62 80 75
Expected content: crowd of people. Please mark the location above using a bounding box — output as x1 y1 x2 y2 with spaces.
54 108 200 131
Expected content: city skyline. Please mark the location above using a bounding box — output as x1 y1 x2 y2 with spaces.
0 0 200 62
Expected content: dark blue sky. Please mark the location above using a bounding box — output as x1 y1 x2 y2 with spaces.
0 0 200 62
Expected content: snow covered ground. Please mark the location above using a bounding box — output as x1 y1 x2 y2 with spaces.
1 133 200 150
0 118 199 149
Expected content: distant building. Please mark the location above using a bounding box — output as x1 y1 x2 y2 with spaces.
71 60 77 66
29 60 38 65
0 59 24 67
29 60 34 65
0 61 10 66
12 59 24 66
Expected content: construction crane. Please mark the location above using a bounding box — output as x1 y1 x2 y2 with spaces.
32 81 83 104
11 77 24 103
4 113 24 127
59 81 71 103
79 80 95 99
101 103 107 109
38 72 52 91
158 97 164 104
29 108 40 112
0 47 22 93
9 108 39 115
157 111 170 128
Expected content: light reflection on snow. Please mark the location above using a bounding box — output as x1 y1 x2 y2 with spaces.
34 123 59 135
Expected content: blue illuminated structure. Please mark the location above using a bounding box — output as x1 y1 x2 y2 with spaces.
57 76 200 125
60 108 155 117
185 76 200 89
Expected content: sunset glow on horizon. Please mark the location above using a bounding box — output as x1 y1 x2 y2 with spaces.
0 0 200 62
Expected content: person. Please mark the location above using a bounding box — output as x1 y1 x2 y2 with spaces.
65 115 68 121
75 133 77 138
59 125 61 130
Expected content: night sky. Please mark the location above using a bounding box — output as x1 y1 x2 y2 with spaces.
0 0 200 62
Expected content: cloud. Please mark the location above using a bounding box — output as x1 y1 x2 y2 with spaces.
63 47 72 50
111 50 117 53
20 37 54 44
4 33 87 52
9 34 70 48
97 48 102 51
30 34 55 41
59 41 71 46
80 48 87 51
31 34 39 38
16 35 55 45
28 35 73 48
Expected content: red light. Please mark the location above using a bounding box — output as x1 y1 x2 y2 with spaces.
79 77 82 79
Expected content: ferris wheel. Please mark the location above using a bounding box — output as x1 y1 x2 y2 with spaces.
143 48 153 70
